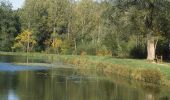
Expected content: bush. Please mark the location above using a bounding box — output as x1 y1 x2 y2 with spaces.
96 62 107 71
140 68 163 84
60 56 164 85
96 46 112 56
77 42 97 55
131 68 163 84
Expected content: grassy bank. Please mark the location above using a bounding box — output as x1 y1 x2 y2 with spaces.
1 52 170 86
60 55 170 85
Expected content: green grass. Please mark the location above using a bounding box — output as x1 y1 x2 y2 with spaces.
13 63 52 67
0 51 170 72
0 52 169 69
65 55 168 68
78 55 170 79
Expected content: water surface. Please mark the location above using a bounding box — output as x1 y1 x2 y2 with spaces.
0 55 170 100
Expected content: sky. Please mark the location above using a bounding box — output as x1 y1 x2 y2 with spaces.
8 0 25 10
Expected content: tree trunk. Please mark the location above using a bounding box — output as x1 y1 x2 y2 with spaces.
147 36 155 61
74 38 77 55
67 21 70 40
27 34 30 53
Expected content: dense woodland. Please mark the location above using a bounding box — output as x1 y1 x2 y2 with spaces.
0 0 170 60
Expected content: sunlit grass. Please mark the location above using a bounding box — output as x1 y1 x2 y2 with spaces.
14 63 52 67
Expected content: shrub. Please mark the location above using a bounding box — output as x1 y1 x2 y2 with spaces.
60 56 164 85
96 62 107 71
131 68 142 80
140 68 163 84
80 50 87 56
77 42 97 55
96 45 112 56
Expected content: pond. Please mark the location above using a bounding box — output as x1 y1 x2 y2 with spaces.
0 55 170 100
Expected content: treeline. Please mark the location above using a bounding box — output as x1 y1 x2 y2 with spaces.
0 0 170 60
0 1 21 51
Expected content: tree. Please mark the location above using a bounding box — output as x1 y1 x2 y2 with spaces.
20 0 70 52
109 0 170 60
102 2 134 57
15 0 169 58
51 37 62 54
68 0 106 54
0 1 21 51
12 29 36 52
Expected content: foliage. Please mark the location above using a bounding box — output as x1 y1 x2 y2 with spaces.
96 45 112 56
60 39 73 54
52 38 62 48
102 0 170 59
141 68 163 84
51 37 62 54
12 30 36 52
59 54 165 85
0 1 21 51
0 0 170 60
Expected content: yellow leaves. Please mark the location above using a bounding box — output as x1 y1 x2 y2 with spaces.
12 42 23 50
12 29 36 51
15 30 35 43
43 37 63 52
43 37 63 54
52 38 62 48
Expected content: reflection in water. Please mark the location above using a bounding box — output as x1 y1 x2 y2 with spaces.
8 90 19 100
0 68 170 100
0 55 170 100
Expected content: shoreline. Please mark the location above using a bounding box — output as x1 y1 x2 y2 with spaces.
1 52 170 86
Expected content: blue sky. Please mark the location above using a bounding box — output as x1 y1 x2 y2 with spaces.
8 0 25 10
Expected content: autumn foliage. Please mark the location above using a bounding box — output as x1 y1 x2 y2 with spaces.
12 30 36 52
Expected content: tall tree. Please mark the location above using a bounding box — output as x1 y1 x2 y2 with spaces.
21 0 70 52
110 0 170 60
0 1 21 51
